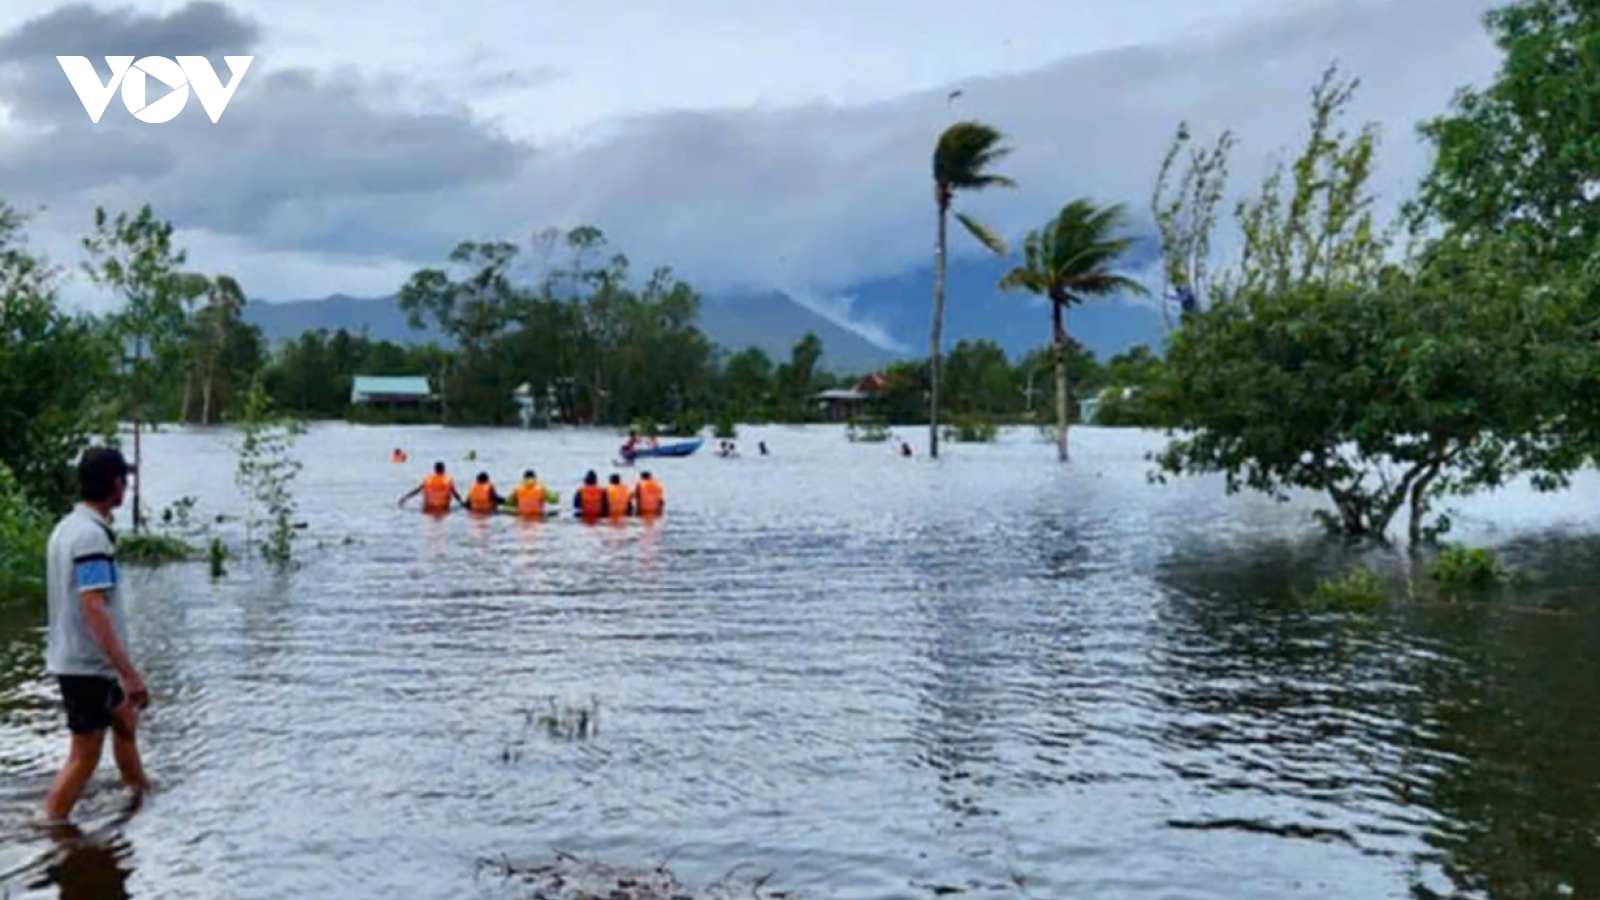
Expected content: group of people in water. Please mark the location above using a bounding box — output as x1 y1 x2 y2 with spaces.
397 462 664 519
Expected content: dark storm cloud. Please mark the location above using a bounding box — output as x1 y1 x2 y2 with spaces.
0 0 1501 302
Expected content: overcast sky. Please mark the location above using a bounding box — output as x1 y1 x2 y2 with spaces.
0 0 1502 332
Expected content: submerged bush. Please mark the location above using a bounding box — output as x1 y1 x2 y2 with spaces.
1427 545 1504 590
713 413 737 440
119 533 196 566
1309 568 1388 610
942 415 999 443
847 415 892 443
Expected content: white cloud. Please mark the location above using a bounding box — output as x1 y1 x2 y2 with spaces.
782 288 910 353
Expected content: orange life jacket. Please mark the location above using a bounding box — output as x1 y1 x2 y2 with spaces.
469 482 496 513
422 475 453 511
578 485 606 519
635 479 664 516
515 480 546 518
606 484 632 517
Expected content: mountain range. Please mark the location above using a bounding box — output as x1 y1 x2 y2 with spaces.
243 259 1166 375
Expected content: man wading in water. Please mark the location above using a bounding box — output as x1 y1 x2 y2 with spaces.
42 448 150 821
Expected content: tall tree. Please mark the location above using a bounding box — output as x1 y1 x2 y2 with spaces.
930 121 1013 458
82 205 205 530
398 240 519 423
194 274 247 425
1151 122 1235 328
999 200 1147 461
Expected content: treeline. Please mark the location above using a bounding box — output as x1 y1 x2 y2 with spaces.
252 327 1164 426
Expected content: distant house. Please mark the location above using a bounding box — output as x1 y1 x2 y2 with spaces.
814 374 887 422
513 382 562 429
350 375 433 410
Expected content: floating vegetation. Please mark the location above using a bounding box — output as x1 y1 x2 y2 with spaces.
118 533 196 567
476 851 797 900
1308 568 1388 610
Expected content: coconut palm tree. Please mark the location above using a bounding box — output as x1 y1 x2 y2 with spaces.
930 121 1014 459
999 199 1147 462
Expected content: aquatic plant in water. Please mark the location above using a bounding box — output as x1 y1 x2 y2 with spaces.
1309 568 1388 610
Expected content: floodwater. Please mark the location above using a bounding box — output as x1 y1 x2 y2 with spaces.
3 425 1600 900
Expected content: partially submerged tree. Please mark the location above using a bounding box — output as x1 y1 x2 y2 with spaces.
999 200 1146 461
930 121 1014 458
1152 66 1590 544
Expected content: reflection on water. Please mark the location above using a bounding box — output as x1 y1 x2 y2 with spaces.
1 425 1598 899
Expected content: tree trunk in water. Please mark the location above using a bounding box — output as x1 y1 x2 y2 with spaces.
132 416 143 533
1053 302 1070 463
180 371 193 424
201 371 214 426
929 201 948 459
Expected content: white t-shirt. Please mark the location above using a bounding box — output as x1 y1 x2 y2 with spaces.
45 504 126 677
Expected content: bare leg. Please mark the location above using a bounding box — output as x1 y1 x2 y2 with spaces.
43 731 105 821
109 703 149 795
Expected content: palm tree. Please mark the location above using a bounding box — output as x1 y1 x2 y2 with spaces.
999 200 1147 462
930 121 1014 459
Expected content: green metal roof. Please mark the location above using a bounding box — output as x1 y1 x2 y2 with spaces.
350 375 432 402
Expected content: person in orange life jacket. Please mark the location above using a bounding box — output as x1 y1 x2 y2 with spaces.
508 470 550 519
399 462 466 512
574 471 608 519
605 474 633 518
634 471 665 516
467 472 504 514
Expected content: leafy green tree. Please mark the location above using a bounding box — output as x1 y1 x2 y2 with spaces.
83 205 206 530
1414 0 1600 266
190 274 254 425
722 347 775 419
0 204 115 510
399 240 519 423
1153 66 1589 543
1413 0 1600 458
999 200 1147 460
930 121 1014 458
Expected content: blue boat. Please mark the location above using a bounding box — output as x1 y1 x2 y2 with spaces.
623 439 703 460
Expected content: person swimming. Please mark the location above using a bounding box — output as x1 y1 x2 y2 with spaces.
391 447 407 463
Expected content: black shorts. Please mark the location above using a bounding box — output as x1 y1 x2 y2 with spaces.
57 675 125 735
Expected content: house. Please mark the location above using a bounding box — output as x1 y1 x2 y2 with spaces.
350 375 433 410
813 374 888 422
813 388 871 422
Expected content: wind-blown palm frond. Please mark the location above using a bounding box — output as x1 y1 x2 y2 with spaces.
934 122 1015 193
955 212 1008 256
1001 199 1150 305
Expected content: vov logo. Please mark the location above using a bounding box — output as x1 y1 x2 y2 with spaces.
57 55 253 124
